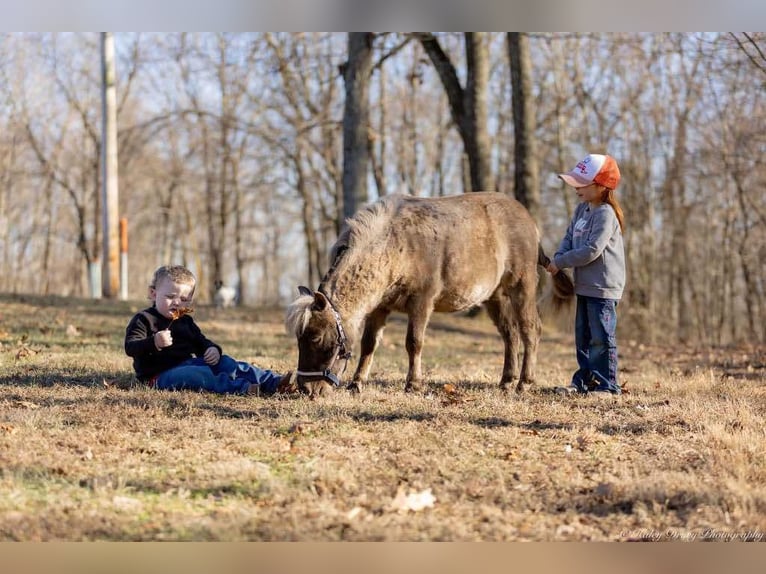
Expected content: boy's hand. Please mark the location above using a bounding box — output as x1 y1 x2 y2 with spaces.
203 346 221 365
154 329 173 350
545 262 559 275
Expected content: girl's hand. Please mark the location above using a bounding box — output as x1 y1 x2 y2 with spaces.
203 346 221 365
546 262 559 275
154 329 173 350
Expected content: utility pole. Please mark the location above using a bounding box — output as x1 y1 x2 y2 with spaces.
101 32 120 298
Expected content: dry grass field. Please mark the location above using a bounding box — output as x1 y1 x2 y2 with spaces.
0 292 765 541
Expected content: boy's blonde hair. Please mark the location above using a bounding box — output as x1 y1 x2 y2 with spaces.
150 265 197 291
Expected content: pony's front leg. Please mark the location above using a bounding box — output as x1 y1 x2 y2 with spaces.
404 303 433 393
348 308 390 393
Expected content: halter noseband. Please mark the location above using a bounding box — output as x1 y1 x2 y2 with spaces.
296 289 352 388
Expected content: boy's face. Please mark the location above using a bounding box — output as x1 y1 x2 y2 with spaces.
150 277 195 319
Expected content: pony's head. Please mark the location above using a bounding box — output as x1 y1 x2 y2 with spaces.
285 286 351 398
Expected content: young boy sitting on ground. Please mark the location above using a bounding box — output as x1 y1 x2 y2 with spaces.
124 265 294 395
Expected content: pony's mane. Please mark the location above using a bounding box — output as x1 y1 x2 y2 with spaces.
341 194 404 253
285 294 314 337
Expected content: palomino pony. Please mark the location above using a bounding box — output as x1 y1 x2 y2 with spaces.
285 192 573 397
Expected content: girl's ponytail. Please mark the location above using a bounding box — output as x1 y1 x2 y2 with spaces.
602 188 625 233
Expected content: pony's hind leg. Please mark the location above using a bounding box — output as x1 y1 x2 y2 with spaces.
349 307 391 393
485 295 519 392
512 273 541 392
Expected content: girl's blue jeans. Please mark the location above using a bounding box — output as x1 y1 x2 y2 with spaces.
154 355 281 395
571 295 621 394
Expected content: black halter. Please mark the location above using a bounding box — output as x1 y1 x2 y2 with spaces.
296 289 352 388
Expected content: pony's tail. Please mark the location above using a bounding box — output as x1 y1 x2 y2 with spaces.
537 243 574 315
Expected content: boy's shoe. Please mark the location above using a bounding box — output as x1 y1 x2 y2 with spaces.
553 385 580 396
277 371 298 394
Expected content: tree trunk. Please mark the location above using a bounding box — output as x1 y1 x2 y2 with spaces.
507 32 541 223
342 32 374 221
417 32 493 192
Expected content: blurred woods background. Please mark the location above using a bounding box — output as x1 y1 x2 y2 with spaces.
0 32 764 346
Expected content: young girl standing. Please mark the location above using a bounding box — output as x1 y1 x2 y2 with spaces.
545 154 625 395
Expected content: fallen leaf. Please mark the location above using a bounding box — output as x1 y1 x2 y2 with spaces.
15 346 38 360
112 496 142 511
441 383 476 405
14 400 40 410
390 486 436 513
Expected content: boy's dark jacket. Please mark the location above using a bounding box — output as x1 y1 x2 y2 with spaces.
124 306 221 381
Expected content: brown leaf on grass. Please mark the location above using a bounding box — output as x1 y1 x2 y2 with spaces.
441 383 476 405
501 448 518 460
15 344 39 361
288 422 308 435
14 400 40 410
1 424 17 435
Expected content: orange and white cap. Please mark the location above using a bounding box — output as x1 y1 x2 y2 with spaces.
559 154 621 190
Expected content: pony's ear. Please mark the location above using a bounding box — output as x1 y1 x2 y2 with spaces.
312 291 329 311
297 285 313 297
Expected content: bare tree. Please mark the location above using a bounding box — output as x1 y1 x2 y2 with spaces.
259 33 345 290
416 32 493 192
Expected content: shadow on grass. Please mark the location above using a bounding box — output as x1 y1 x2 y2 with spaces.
0 368 131 388
350 410 437 423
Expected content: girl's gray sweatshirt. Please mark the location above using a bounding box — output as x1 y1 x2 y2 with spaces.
553 202 625 300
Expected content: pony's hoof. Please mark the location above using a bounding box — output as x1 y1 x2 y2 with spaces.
515 380 534 393
347 382 361 394
499 380 518 393
404 382 423 393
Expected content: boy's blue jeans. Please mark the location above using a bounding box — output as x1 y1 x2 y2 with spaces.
154 355 281 395
571 295 620 394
